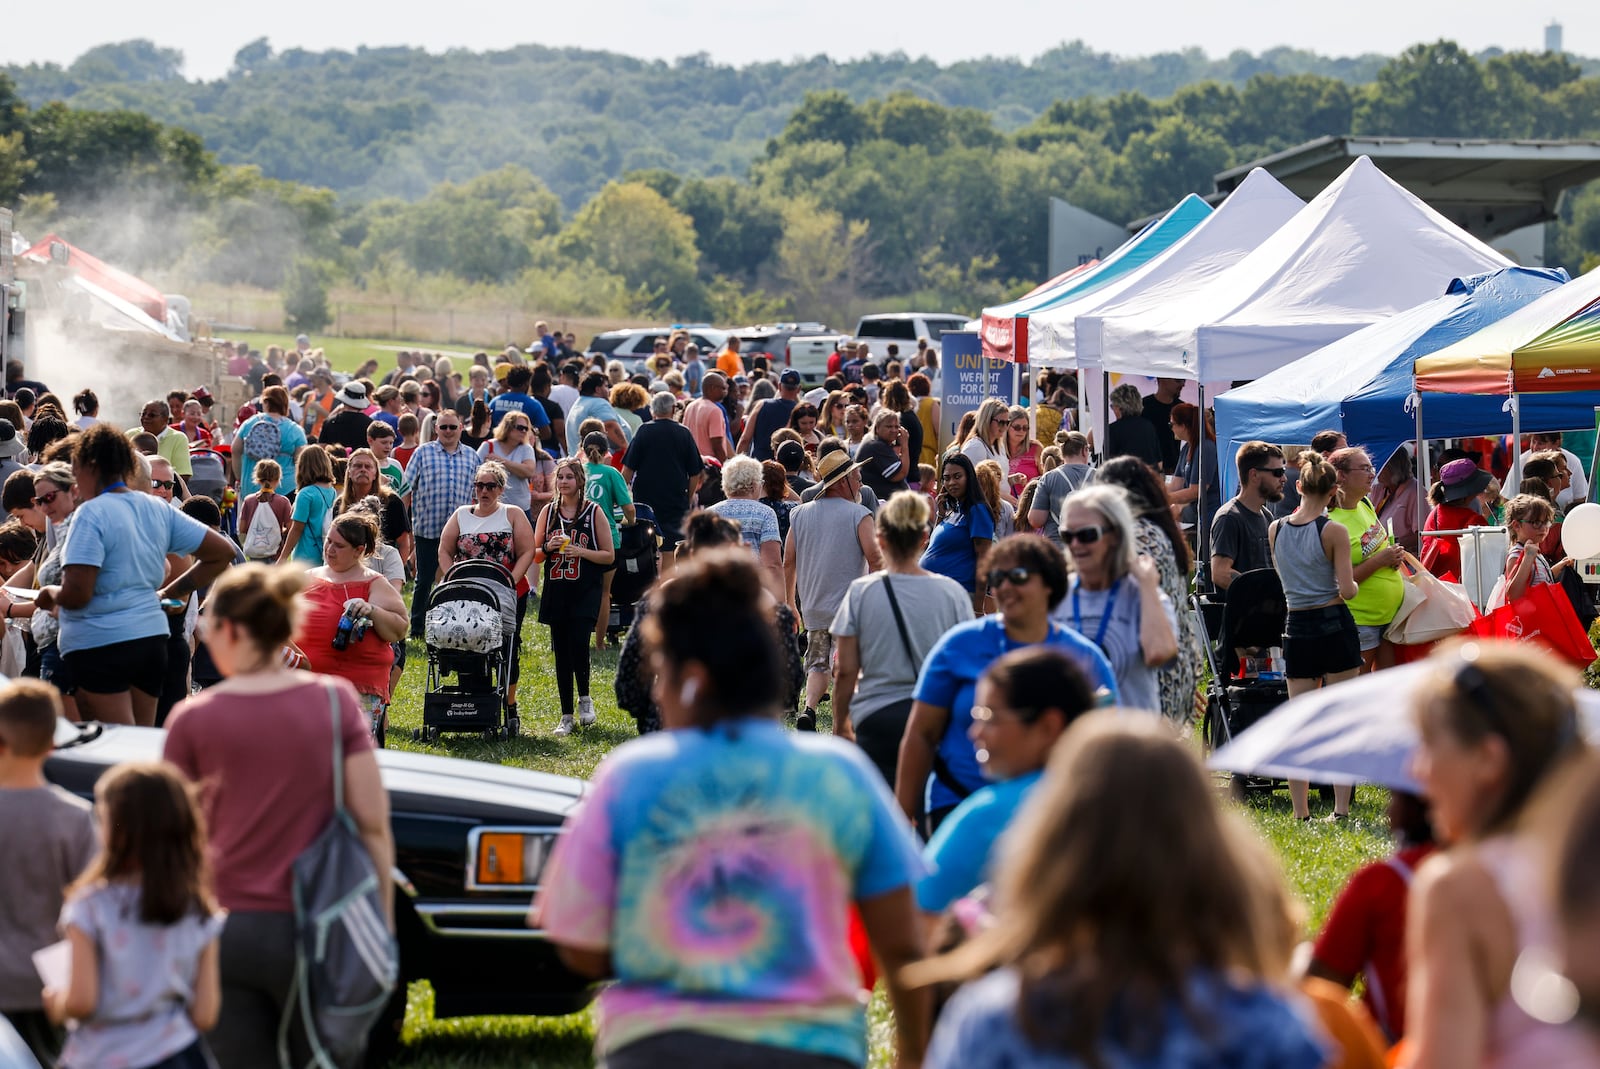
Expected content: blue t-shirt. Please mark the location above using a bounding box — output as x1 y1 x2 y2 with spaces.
536 719 925 1064
235 413 308 495
290 484 338 564
59 491 209 655
567 396 632 455
488 390 551 430
919 503 996 592
917 770 1042 912
914 617 1116 812
927 967 1325 1069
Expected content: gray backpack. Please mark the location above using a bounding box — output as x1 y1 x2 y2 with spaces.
280 682 399 1069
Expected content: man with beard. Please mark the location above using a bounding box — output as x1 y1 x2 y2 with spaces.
1207 440 1285 592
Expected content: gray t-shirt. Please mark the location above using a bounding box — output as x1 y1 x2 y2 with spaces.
478 440 538 510
1033 463 1095 547
831 572 974 726
1050 575 1176 717
0 785 95 1010
789 496 873 630
800 480 880 513
59 883 224 1068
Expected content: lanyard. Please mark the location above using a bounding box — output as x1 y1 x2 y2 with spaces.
1071 576 1122 653
100 481 127 495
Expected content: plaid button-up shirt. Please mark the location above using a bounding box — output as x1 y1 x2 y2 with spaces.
404 439 482 538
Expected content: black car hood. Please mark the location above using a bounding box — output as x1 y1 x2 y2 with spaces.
49 722 586 820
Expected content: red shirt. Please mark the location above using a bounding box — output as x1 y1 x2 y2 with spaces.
163 676 375 912
1420 503 1484 578
299 577 394 701
1312 843 1435 1041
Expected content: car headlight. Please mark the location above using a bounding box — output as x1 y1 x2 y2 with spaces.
466 827 559 891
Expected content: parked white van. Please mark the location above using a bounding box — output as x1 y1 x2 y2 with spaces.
853 312 970 361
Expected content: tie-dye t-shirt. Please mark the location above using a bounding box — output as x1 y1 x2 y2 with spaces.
535 718 925 1063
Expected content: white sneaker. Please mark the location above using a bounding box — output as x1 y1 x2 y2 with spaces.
578 696 596 727
554 715 576 737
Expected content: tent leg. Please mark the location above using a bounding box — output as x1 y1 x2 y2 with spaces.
1511 394 1522 489
1415 397 1428 538
1028 365 1037 444
1100 371 1111 461
1197 382 1207 566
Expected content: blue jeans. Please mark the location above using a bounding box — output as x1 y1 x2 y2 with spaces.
410 536 440 637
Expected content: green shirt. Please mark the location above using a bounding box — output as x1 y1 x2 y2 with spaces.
1327 497 1405 627
584 462 632 547
379 459 407 496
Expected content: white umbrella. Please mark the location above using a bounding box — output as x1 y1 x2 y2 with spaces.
1207 664 1600 793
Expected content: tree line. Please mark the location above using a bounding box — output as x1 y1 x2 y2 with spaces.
3 40 1600 327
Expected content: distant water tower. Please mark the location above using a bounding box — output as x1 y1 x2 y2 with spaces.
1546 20 1564 54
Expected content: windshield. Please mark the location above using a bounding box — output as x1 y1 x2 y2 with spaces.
739 336 777 353
926 319 968 339
587 334 627 355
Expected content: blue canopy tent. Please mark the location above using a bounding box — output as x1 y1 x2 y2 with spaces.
1213 266 1589 498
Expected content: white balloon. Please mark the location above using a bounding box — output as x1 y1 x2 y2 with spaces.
1561 502 1600 559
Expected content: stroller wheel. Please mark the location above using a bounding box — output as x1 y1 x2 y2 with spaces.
411 728 422 742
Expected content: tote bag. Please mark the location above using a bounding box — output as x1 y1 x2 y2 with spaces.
1467 581 1598 667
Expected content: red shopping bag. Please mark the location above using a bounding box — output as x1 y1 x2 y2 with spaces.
1466 581 1597 667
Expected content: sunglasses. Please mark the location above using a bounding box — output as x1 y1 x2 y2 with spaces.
510 424 529 432
1256 466 1287 478
986 566 1037 588
475 482 501 492
153 479 177 491
1060 525 1105 546
437 424 462 432
33 489 63 507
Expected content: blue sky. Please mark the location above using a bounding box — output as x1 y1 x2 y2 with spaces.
3 1 1593 82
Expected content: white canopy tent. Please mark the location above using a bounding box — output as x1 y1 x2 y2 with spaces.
1029 168 1305 368
1096 155 1511 383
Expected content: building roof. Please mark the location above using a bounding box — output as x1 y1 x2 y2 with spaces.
1211 136 1600 239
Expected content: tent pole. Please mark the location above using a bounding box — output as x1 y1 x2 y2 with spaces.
1029 365 1038 444
1100 371 1111 461
1197 381 1207 564
1511 394 1522 490
1414 394 1428 537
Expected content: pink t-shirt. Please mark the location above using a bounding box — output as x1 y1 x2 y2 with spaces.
682 398 727 457
163 675 375 912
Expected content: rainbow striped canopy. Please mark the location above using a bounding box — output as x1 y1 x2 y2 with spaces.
1415 264 1600 394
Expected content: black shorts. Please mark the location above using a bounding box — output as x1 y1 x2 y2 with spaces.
1283 604 1363 680
64 634 169 696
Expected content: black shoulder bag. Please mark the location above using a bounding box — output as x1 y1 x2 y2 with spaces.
882 577 973 802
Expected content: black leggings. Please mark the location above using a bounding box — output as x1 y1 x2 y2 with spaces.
548 618 591 716
510 591 528 688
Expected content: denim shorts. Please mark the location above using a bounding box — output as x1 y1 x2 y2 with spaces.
1356 623 1385 653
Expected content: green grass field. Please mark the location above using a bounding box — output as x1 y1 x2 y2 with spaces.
227 332 486 378
375 613 1392 1067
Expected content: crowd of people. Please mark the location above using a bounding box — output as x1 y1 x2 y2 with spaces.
0 330 1598 1069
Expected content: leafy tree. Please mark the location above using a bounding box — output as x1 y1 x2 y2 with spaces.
671 176 783 281
557 181 705 317
1354 41 1499 137
773 90 867 152
773 198 871 325
1116 115 1232 214
283 257 334 332
0 131 34 204
68 40 184 84
231 38 275 78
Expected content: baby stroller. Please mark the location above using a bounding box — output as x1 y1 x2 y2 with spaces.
187 447 229 505
416 559 519 742
1193 568 1291 795
607 503 661 639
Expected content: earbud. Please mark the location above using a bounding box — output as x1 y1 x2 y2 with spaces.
680 678 699 708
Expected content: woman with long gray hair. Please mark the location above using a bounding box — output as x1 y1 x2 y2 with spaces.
1049 484 1178 715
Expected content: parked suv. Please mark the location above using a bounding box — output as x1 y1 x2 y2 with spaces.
586 326 730 376
853 312 971 361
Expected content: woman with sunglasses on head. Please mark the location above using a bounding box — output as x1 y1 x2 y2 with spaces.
535 456 615 737
898 535 1117 834
337 448 412 571
921 453 996 615
1329 445 1405 672
1050 484 1177 717
437 460 537 725
959 398 1011 476
1404 641 1597 1068
1270 451 1362 820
